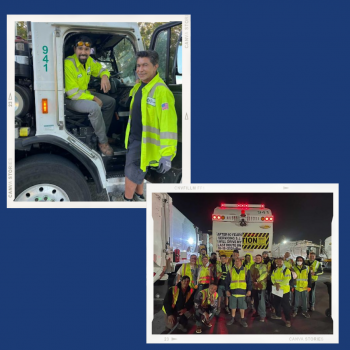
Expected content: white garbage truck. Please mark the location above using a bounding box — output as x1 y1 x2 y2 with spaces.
211 203 274 258
272 240 321 260
14 21 183 201
153 193 199 283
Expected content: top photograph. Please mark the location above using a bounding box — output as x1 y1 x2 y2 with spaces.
9 16 190 205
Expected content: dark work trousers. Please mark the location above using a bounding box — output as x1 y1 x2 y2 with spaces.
309 282 317 307
266 280 272 306
273 292 291 321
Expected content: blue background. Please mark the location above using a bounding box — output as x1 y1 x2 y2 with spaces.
2 0 348 348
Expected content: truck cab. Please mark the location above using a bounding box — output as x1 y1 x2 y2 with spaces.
15 21 182 201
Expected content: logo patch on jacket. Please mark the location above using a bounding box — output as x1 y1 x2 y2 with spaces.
147 97 156 106
87 66 91 75
162 103 169 110
77 73 82 78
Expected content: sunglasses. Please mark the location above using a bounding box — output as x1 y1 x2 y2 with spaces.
75 41 91 47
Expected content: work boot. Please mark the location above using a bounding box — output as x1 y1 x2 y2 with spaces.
226 317 235 325
202 319 212 327
98 142 113 156
302 312 311 318
133 192 146 202
240 318 248 327
196 326 202 334
292 311 298 317
309 305 315 311
271 314 282 320
225 306 230 314
259 317 265 322
110 192 133 202
177 324 187 333
285 321 291 327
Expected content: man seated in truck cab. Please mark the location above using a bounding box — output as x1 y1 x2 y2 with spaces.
64 36 116 156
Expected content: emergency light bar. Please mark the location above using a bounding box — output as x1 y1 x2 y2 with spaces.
220 204 265 209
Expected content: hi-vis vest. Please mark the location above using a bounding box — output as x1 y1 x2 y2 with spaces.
216 263 228 281
271 267 291 294
198 266 211 285
308 260 322 281
181 263 196 288
198 255 209 267
293 265 309 292
65 54 110 101
162 286 194 314
200 289 218 308
125 72 177 172
229 267 247 290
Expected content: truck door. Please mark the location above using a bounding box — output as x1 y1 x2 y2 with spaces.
145 21 183 184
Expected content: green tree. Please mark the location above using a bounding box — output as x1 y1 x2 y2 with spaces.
138 22 166 50
16 21 27 39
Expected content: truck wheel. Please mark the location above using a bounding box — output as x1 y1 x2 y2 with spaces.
15 154 91 201
15 84 33 118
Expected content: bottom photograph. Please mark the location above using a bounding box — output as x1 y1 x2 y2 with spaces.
150 190 334 338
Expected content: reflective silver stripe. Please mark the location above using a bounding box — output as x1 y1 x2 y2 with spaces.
148 82 169 98
143 125 160 135
297 279 308 281
161 145 177 150
160 132 177 140
128 119 131 124
142 137 160 146
71 90 84 100
66 87 79 96
65 58 79 72
99 68 108 76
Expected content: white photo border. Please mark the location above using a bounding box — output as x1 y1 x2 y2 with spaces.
7 14 191 208
146 183 338 344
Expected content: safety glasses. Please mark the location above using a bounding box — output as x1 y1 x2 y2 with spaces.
75 41 91 47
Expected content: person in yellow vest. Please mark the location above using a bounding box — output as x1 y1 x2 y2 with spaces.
216 254 230 315
162 276 195 333
113 50 177 201
305 251 323 311
65 36 116 156
227 249 240 269
250 254 268 322
243 253 254 269
292 256 312 318
176 255 198 288
284 252 294 268
226 257 252 327
197 248 209 267
271 257 292 327
196 256 213 293
262 251 273 309
194 284 218 334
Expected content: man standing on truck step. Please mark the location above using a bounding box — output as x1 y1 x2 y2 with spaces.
271 257 292 327
112 50 177 202
216 254 230 315
64 36 115 156
305 251 323 311
292 256 312 318
176 255 198 289
250 255 268 322
226 257 252 328
194 283 218 334
162 275 195 333
196 256 212 294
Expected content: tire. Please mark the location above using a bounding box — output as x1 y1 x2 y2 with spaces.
15 154 92 201
15 84 33 118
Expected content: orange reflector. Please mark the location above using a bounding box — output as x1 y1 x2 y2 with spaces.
42 99 48 113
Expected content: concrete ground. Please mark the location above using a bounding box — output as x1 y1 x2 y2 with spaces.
87 181 147 201
152 271 333 335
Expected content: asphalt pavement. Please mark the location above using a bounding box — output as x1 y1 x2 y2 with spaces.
152 271 333 335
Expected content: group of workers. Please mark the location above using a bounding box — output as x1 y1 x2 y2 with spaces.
162 248 324 334
64 36 177 201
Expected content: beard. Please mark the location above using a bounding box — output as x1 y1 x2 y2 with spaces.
78 55 88 64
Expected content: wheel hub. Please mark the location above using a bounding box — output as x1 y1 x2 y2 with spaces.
15 184 70 202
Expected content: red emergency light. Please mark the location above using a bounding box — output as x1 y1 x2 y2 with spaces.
212 214 225 221
261 216 274 222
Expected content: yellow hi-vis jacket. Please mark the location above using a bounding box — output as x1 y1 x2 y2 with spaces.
125 73 177 172
181 263 197 288
197 254 209 267
200 289 218 307
271 267 291 294
293 265 310 292
306 259 323 281
250 263 268 290
64 54 110 101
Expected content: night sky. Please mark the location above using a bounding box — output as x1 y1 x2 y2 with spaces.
167 193 333 244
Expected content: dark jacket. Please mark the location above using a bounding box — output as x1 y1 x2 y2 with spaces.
163 282 195 316
225 265 252 295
